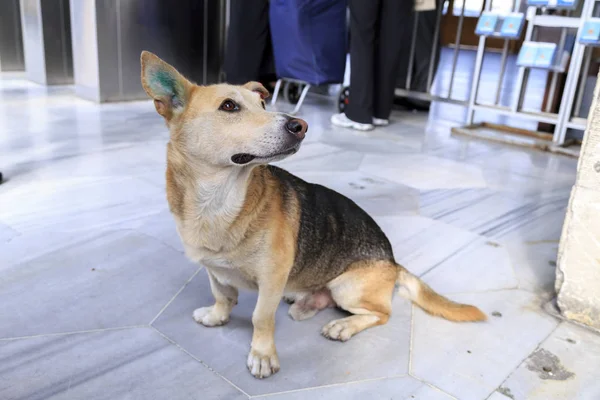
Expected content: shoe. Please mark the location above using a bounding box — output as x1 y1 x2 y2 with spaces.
331 113 374 131
372 117 389 126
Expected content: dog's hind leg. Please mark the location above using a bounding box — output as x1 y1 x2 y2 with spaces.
321 261 396 342
193 269 238 327
288 288 336 321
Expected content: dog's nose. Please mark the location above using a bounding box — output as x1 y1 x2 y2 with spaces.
285 118 308 140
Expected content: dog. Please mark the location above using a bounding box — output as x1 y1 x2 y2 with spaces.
140 51 486 379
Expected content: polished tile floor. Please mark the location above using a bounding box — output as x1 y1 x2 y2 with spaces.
1 73 599 400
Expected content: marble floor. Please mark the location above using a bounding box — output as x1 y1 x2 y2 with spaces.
1 72 599 400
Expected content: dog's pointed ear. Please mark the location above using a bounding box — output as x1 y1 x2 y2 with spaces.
140 51 192 120
243 81 270 100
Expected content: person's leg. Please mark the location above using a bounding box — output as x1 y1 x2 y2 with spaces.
373 0 414 121
344 0 380 124
224 0 270 84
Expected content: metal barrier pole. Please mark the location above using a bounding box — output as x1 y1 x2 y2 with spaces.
573 46 592 118
511 6 537 113
545 27 567 113
494 39 509 105
555 0 597 144
427 2 443 92
271 79 283 105
447 0 466 98
406 13 419 90
466 0 493 124
203 0 209 85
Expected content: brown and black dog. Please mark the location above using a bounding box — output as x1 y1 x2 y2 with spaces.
140 51 486 379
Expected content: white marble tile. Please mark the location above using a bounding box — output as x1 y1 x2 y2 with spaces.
0 176 165 234
487 391 514 400
258 376 454 400
122 209 184 253
498 323 600 400
482 167 574 200
360 153 488 190
296 170 419 217
411 290 559 400
421 238 519 294
0 70 594 399
375 215 481 276
504 241 559 297
0 222 18 243
153 269 412 396
0 327 245 400
465 146 578 183
418 188 569 242
9 141 168 182
0 230 198 338
275 142 364 174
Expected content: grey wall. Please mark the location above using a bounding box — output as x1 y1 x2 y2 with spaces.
20 0 73 85
71 0 226 103
0 0 25 71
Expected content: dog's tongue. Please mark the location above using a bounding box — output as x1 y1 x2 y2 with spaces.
231 153 256 165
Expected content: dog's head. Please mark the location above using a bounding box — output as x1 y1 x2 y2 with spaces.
140 51 307 167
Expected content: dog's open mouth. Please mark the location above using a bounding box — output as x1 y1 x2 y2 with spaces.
231 147 299 165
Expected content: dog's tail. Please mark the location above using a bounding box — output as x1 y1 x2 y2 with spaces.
396 265 486 322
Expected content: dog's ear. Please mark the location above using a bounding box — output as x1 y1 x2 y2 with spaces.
140 51 192 120
243 81 270 100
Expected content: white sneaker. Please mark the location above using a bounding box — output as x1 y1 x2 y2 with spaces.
373 117 389 126
331 113 374 131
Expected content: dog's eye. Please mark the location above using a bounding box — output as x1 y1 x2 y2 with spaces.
219 99 239 112
261 101 266 110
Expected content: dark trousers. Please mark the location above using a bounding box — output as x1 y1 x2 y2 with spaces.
224 0 274 85
346 0 413 123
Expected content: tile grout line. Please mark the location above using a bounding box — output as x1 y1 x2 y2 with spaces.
151 326 251 399
0 325 148 342
149 266 203 325
408 373 459 400
249 374 410 399
484 321 563 400
417 236 481 279
408 304 415 375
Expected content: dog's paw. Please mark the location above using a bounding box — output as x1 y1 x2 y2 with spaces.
321 318 355 342
288 302 318 321
246 348 280 379
193 306 229 327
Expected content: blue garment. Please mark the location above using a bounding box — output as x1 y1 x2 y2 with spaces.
270 0 347 85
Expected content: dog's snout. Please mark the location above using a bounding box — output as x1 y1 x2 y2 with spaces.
285 118 308 140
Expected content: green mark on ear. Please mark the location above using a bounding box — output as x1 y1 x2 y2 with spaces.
149 69 184 107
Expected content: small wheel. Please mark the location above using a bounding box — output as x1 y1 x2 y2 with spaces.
338 86 350 113
283 82 303 104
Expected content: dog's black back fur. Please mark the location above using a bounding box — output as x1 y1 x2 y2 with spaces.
268 165 395 289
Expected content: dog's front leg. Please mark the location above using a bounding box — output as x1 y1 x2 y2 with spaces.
193 269 238 327
247 274 286 379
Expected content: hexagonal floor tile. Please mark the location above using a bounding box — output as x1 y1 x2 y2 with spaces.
258 375 453 399
375 215 480 276
295 170 418 218
0 230 198 338
498 322 600 400
417 188 569 242
0 176 165 234
411 290 559 400
120 209 184 253
360 153 487 190
504 240 559 298
0 222 18 243
274 142 364 174
152 269 413 396
420 237 518 294
0 327 245 399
